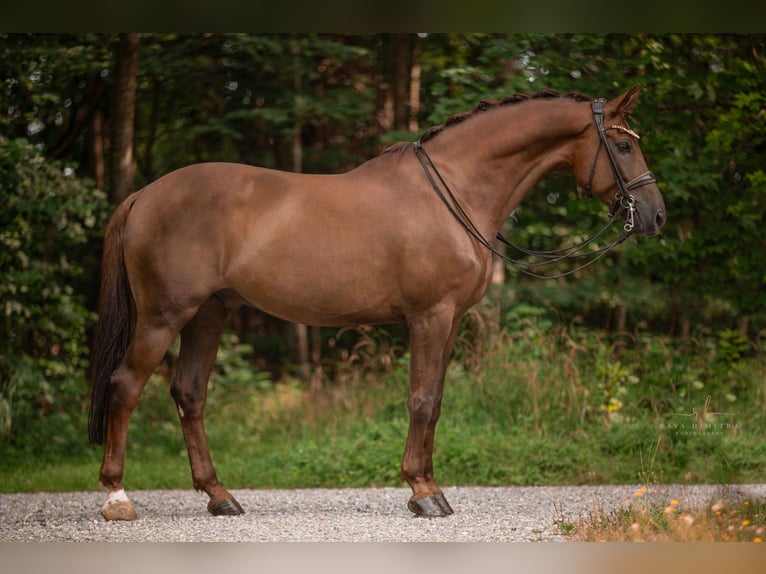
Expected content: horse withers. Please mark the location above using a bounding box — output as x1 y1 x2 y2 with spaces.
88 85 665 521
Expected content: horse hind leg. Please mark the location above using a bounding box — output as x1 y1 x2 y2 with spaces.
171 295 244 516
100 323 178 521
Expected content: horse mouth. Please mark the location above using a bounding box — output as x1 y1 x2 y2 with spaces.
638 208 666 237
639 225 661 237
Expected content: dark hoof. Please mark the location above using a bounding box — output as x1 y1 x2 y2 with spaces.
407 493 454 517
207 497 245 516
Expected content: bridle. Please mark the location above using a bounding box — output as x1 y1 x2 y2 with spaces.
585 98 656 231
412 97 656 279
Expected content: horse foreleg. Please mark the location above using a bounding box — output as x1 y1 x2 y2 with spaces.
402 311 460 517
171 296 243 516
99 324 177 521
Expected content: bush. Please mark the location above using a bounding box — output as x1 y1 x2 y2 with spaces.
0 136 109 452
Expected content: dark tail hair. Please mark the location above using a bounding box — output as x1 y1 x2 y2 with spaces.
87 193 140 445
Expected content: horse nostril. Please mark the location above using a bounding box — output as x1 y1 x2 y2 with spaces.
655 210 666 229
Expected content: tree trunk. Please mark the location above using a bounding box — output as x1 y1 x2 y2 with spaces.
736 316 749 338
614 304 628 355
109 33 140 205
392 34 410 132
139 76 162 184
89 111 105 190
290 36 313 385
679 316 691 340
409 38 421 132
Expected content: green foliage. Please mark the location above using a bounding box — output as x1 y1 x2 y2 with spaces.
210 332 272 392
0 136 109 448
133 34 377 176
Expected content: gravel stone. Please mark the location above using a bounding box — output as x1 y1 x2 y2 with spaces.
2 484 764 542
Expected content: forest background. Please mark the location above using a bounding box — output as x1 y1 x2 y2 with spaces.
1 33 764 491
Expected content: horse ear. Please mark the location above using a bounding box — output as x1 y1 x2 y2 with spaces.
609 84 643 118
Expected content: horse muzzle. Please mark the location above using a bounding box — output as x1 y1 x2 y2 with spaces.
632 200 666 237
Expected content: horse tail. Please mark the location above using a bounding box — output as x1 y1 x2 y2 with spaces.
87 192 140 445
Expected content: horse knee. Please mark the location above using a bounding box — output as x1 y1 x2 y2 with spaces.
170 381 205 419
407 391 442 425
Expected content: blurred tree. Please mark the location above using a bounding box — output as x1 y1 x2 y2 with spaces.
109 33 139 204
0 34 112 172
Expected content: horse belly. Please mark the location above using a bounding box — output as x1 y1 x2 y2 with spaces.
227 258 406 326
222 222 412 326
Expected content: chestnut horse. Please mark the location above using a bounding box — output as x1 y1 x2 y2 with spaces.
88 85 665 521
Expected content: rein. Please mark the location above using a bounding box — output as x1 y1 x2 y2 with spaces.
412 98 654 280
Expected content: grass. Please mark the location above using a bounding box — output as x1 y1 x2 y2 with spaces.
1 310 764 494
560 485 766 542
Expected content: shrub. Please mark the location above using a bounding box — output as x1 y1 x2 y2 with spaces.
0 136 108 452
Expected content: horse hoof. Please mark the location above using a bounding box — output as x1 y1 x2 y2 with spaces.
101 500 139 521
208 497 245 516
407 493 454 517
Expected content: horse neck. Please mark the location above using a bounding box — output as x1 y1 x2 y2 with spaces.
425 98 591 234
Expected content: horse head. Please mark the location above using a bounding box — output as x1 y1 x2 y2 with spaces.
575 84 666 237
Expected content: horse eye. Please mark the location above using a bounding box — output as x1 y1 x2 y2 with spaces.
617 141 632 154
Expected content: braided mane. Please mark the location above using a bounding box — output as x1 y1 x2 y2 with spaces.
384 89 591 154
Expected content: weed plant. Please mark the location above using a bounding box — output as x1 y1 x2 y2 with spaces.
567 485 766 541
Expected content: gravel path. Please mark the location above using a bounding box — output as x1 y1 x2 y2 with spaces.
2 484 765 542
